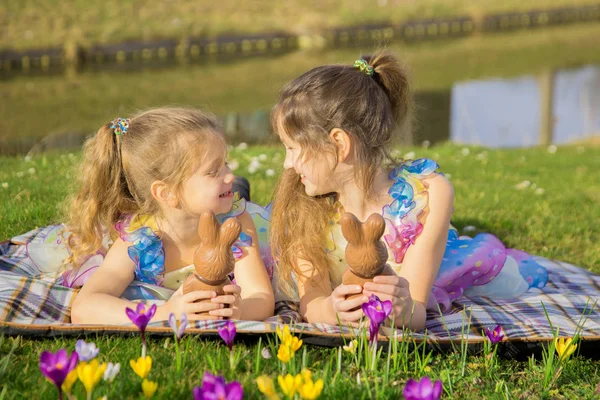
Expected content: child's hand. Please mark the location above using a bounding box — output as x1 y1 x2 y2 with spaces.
162 286 224 320
362 275 414 326
329 284 368 326
208 284 242 320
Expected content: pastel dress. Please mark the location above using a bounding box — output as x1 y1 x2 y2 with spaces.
326 158 549 312
7 196 272 301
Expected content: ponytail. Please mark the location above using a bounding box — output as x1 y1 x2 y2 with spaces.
64 123 137 266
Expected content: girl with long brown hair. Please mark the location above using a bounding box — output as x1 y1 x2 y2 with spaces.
269 52 548 331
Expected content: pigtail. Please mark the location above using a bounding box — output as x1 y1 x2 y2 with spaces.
64 123 137 267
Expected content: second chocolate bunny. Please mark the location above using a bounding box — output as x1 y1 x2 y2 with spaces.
341 212 396 299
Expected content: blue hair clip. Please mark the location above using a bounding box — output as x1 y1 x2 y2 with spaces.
110 118 130 136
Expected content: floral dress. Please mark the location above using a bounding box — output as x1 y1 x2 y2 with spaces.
326 158 549 312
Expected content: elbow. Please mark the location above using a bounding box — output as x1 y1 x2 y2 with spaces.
70 297 85 324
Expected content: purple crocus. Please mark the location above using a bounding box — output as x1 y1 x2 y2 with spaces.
39 349 79 400
218 320 237 352
192 372 243 400
403 377 443 400
125 302 157 357
362 294 393 342
168 312 188 344
484 325 504 345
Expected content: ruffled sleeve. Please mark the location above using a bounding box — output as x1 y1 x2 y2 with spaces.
114 214 165 285
382 158 439 264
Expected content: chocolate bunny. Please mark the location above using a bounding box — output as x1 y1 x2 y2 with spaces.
341 212 396 299
182 211 242 313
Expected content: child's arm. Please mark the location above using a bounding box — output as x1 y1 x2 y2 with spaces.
71 238 143 324
296 260 365 326
71 238 222 324
209 211 274 321
363 174 454 331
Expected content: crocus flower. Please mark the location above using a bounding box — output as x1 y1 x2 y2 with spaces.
103 362 121 383
276 325 292 343
218 320 236 351
168 312 188 343
76 359 107 397
297 369 323 400
342 339 358 354
362 294 393 342
256 375 279 400
403 377 443 400
192 372 243 400
142 379 158 398
277 342 293 363
126 302 157 332
484 325 504 345
75 339 99 362
61 369 79 394
555 337 577 360
40 349 79 397
261 347 272 359
126 302 157 357
277 373 302 399
130 356 152 379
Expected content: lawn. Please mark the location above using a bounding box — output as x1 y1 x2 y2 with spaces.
0 143 599 399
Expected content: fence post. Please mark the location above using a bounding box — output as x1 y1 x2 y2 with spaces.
538 69 555 146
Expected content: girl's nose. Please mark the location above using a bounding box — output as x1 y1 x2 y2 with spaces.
223 166 235 184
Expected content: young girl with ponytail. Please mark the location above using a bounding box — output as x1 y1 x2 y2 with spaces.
269 53 548 331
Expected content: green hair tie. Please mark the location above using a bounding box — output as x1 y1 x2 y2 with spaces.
353 59 374 76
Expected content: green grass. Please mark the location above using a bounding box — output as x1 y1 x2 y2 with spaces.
0 143 599 398
2 22 600 144
2 0 599 51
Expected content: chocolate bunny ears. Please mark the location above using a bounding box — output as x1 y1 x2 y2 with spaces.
183 211 242 299
341 212 395 291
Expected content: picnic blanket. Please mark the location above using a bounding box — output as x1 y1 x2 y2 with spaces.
1 228 599 352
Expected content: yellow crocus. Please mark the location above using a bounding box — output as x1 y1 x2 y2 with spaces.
554 337 577 360
256 375 280 400
277 342 293 363
76 359 107 394
342 339 358 354
278 373 302 399
285 336 303 352
276 325 292 343
130 356 153 379
298 377 323 400
142 379 158 398
61 369 78 393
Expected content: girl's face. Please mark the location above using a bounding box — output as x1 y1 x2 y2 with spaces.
180 149 236 216
280 131 338 197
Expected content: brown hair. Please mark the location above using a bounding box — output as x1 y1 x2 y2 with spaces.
269 51 413 292
63 107 224 267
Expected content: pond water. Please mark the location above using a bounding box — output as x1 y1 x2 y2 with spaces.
1 23 599 154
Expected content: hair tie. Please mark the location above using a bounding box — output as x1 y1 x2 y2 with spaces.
353 59 374 76
110 118 130 136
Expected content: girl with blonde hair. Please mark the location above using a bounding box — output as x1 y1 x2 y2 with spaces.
19 107 274 324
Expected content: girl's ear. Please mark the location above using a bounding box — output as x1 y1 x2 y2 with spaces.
151 180 179 208
329 128 352 162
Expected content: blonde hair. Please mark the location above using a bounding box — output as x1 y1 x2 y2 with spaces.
270 51 413 293
63 107 224 267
